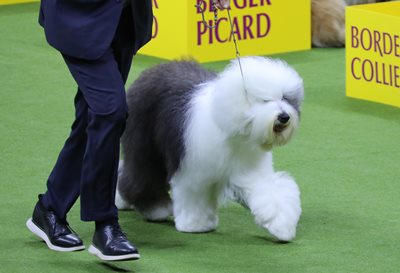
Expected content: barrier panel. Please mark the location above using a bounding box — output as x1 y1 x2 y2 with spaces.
140 0 311 62
0 0 37 4
346 2 400 108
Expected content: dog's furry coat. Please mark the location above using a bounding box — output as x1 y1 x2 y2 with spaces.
312 0 392 47
117 57 304 241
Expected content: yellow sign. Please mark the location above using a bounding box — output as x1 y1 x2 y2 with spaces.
139 0 311 62
346 2 400 108
0 0 37 4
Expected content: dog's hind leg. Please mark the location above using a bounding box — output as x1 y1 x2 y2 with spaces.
117 143 173 222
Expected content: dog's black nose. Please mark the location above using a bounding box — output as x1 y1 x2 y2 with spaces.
277 112 290 124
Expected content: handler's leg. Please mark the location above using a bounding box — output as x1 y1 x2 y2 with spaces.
26 89 88 252
62 45 139 260
61 49 127 222
41 89 88 220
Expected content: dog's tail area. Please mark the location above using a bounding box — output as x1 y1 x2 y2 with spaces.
117 159 124 178
115 160 135 210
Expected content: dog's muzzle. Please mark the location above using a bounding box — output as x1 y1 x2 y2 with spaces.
273 112 290 133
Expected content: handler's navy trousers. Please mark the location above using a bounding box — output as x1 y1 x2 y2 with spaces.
41 6 135 222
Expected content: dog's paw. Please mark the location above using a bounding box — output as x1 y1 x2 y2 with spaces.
258 194 301 242
247 172 301 241
263 215 298 242
141 201 173 222
258 195 301 242
175 215 218 233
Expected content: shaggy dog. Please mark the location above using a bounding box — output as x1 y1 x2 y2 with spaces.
312 0 392 47
116 57 304 241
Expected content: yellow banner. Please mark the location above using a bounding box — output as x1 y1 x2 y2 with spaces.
346 2 400 108
0 0 37 4
140 0 311 62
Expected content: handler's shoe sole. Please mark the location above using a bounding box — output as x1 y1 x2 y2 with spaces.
26 218 85 252
88 244 140 261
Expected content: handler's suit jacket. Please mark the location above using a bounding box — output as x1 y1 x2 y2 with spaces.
39 0 153 60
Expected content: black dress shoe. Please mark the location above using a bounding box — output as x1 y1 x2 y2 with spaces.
26 195 85 252
88 221 140 261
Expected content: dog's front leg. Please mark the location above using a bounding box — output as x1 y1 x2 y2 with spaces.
231 171 301 241
171 177 219 233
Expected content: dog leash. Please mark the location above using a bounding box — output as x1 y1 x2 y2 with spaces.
225 7 246 87
195 0 248 95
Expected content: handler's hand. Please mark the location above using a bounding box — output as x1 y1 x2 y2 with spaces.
215 0 230 9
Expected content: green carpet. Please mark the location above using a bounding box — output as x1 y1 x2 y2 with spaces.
1 3 400 273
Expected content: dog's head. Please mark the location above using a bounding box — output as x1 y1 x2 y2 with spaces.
211 56 304 150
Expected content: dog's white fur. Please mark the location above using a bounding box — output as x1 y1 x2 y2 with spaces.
117 57 304 241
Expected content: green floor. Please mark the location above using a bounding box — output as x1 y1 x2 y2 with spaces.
1 3 400 273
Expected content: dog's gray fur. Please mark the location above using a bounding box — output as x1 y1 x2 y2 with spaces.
118 61 216 212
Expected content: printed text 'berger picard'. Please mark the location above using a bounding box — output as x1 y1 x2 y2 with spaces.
150 0 273 45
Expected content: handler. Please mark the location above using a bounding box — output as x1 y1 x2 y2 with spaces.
26 0 230 262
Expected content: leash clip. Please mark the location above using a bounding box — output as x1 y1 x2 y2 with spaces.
195 0 218 29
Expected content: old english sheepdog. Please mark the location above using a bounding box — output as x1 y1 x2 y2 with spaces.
116 57 304 241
